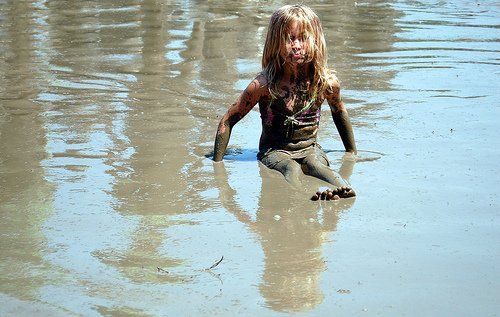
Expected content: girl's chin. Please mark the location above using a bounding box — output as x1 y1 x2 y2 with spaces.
282 55 307 66
288 58 305 65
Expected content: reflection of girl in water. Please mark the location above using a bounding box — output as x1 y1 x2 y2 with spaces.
213 156 355 313
214 5 357 200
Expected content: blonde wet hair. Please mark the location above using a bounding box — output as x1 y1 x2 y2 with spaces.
262 4 335 98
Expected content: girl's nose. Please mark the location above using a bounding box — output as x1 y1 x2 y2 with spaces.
291 39 301 49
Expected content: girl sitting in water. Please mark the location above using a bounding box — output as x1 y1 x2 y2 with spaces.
213 4 356 200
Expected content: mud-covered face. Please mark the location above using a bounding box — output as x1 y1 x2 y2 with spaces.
281 21 309 65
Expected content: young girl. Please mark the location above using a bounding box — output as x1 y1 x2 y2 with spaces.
213 4 356 200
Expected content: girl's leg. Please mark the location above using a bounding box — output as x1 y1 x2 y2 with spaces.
302 154 355 197
272 158 304 187
302 154 344 186
259 150 304 187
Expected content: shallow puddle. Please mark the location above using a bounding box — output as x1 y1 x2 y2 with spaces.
1 1 499 316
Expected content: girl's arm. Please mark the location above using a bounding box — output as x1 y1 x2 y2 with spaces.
326 80 357 154
213 75 266 161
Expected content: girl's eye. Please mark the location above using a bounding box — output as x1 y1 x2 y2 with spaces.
288 34 304 42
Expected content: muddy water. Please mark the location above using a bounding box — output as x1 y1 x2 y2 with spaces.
1 1 499 316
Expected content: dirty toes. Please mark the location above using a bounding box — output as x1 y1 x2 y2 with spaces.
311 189 345 201
337 186 355 198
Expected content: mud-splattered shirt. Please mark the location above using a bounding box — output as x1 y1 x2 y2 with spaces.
258 94 323 152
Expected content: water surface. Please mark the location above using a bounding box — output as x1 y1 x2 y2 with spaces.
1 1 499 316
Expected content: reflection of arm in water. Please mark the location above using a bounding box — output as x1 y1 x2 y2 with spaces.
212 161 254 226
339 152 356 181
213 75 267 162
326 78 357 154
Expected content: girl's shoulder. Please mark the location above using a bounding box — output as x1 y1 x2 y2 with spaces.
254 72 270 87
322 68 341 98
250 72 271 97
324 68 340 88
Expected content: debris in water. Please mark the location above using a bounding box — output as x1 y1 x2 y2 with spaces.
337 289 351 294
205 256 224 270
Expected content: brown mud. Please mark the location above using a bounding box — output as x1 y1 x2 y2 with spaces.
1 1 499 316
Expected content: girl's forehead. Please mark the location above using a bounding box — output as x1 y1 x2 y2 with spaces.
285 20 307 33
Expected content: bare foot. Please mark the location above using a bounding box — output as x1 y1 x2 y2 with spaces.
310 186 355 201
333 186 356 198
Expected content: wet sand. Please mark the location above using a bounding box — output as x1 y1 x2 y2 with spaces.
1 1 499 316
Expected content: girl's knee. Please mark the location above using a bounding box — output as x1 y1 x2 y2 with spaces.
273 160 302 185
304 156 328 170
281 160 302 176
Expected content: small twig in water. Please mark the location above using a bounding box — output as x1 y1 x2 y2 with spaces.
205 256 224 271
206 269 223 286
157 267 169 274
